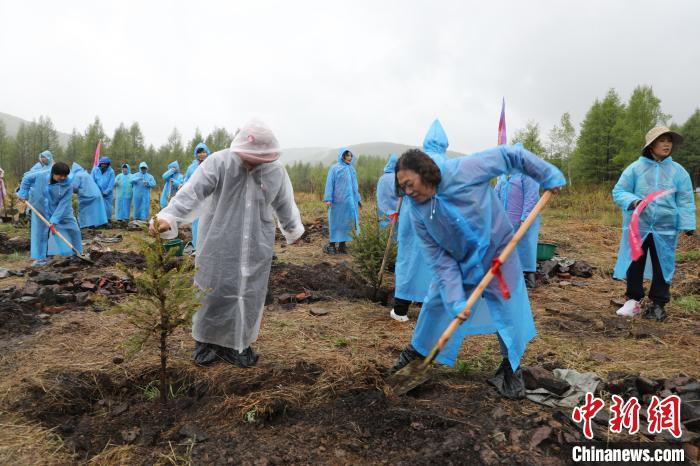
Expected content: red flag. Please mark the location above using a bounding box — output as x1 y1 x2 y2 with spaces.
92 139 102 168
497 98 507 145
629 189 675 261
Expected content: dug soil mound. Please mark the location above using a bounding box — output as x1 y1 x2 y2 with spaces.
266 261 387 305
0 232 30 253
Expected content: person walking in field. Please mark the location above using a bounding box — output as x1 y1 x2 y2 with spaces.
323 148 361 254
613 126 696 321
115 163 134 221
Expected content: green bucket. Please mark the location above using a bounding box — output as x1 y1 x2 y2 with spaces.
163 238 184 257
536 242 557 261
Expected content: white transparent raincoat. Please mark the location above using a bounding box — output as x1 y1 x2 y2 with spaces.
157 120 304 350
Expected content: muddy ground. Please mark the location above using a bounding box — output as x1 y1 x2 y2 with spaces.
0 210 699 465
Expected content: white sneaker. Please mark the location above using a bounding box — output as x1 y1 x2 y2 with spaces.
616 299 641 317
31 259 49 268
390 309 409 322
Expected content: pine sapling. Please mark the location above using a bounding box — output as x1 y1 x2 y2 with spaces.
112 217 201 404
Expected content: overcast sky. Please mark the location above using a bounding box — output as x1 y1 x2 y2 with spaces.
1 0 699 154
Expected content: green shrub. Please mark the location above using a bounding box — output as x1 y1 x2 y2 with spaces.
349 207 397 288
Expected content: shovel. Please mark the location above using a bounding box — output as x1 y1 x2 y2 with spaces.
387 190 553 396
374 196 403 299
23 199 94 264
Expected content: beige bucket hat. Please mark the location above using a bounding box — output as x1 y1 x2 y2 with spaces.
643 126 683 153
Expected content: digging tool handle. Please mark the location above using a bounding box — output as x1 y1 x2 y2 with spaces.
376 196 403 289
23 199 83 257
422 190 553 367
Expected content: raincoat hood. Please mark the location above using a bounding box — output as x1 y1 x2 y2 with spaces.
337 148 357 166
121 163 131 173
193 142 211 158
167 161 180 171
98 156 111 166
39 150 54 165
139 162 149 170
423 119 449 156
71 162 86 175
383 154 398 174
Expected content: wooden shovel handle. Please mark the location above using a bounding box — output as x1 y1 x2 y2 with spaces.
425 190 553 365
23 199 82 256
376 196 403 288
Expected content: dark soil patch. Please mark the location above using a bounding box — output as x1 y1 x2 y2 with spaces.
84 250 146 270
266 261 388 305
0 293 39 337
0 232 30 253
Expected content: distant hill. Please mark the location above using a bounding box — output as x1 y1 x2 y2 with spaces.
0 111 71 146
282 141 462 166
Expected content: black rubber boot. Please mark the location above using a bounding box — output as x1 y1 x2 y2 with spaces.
192 341 219 366
217 346 259 368
392 344 424 372
642 304 655 320
487 358 526 399
524 272 536 289
337 242 348 254
323 243 337 255
651 303 667 322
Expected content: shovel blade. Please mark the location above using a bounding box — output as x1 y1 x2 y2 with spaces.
386 359 432 396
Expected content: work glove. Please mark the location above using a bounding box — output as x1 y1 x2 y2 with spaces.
49 224 57 235
628 199 642 210
450 299 468 320
685 230 695 236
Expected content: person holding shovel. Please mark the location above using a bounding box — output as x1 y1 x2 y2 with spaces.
392 146 565 399
323 149 361 254
391 119 449 323
17 162 83 267
30 150 54 172
613 126 696 321
150 119 304 368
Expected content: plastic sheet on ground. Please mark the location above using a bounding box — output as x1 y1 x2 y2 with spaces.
526 368 601 408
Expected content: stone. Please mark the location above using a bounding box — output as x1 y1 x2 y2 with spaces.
529 425 552 449
0 268 9 279
56 293 76 304
589 352 612 363
558 281 571 287
112 402 129 416
18 296 40 305
635 376 661 395
309 307 329 316
538 260 558 278
42 306 67 314
557 272 572 279
571 261 593 278
75 292 91 305
509 428 523 449
112 356 124 365
610 298 627 307
277 293 294 304
179 423 209 442
80 281 97 291
120 427 140 443
677 381 700 394
37 286 60 305
21 281 40 296
32 271 70 285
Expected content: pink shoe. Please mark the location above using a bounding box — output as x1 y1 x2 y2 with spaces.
616 299 641 317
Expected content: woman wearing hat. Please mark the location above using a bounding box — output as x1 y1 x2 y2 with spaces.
613 126 696 321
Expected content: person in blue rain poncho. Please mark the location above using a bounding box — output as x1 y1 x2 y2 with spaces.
17 162 83 267
114 163 133 221
391 120 449 323
131 162 157 220
160 161 184 208
71 162 108 228
376 153 399 230
392 146 565 399
184 143 211 251
31 150 54 172
151 119 304 368
495 170 541 288
612 126 696 322
323 148 361 254
91 157 115 221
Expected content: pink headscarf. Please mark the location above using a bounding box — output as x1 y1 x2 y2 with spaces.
230 119 281 167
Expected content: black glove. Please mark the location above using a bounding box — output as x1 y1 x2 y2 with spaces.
628 200 641 211
685 230 695 236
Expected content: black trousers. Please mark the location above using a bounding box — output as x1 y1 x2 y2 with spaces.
394 298 422 317
626 234 670 305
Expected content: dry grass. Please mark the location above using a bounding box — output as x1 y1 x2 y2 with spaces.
0 410 71 465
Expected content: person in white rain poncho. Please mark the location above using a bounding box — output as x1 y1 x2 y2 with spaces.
151 119 305 367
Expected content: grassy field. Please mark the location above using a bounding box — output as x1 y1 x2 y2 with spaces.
0 187 698 464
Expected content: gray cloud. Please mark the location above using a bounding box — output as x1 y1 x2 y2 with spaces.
1 0 698 154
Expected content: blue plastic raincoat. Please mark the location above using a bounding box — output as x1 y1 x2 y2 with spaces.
30 150 54 172
376 154 399 229
409 145 565 369
494 172 541 272
131 162 157 220
91 157 115 221
18 169 83 260
324 149 361 243
160 161 184 208
612 155 696 283
114 164 133 221
184 143 211 248
71 162 108 228
394 120 449 302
